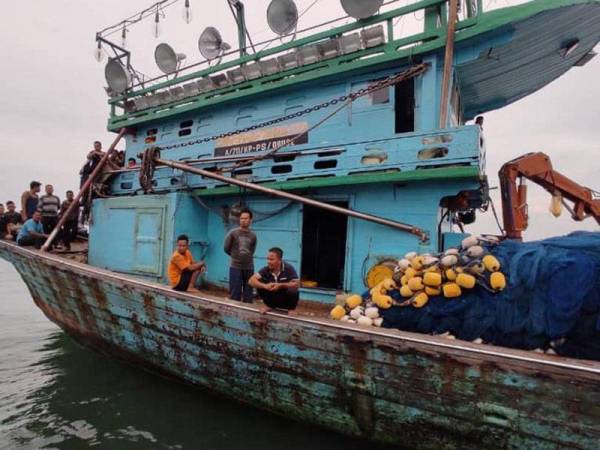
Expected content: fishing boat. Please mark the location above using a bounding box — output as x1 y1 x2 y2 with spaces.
1 0 600 447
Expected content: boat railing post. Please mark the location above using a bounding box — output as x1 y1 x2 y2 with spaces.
439 0 459 128
41 128 127 252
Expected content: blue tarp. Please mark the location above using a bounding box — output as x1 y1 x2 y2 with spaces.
380 232 600 360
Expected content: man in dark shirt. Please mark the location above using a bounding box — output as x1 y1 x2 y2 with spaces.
60 190 79 250
224 209 257 303
1 201 23 240
80 141 103 188
249 247 300 314
0 204 6 238
21 181 41 221
38 184 61 235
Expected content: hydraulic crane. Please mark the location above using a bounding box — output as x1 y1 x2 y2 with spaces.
499 152 600 240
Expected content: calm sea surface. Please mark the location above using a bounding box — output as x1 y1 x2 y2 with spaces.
0 260 392 450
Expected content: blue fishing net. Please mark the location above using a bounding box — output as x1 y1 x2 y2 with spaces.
380 232 600 360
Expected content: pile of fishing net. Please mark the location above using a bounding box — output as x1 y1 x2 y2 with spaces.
332 232 600 361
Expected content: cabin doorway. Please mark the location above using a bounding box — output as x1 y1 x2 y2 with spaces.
301 202 348 290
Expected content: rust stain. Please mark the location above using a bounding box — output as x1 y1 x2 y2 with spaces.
143 293 157 323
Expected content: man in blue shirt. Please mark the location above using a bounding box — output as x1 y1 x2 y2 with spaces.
249 247 300 314
17 210 48 249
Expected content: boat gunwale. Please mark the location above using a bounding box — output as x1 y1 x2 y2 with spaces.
1 238 599 379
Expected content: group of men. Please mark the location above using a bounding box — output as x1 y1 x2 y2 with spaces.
168 209 300 314
0 180 79 250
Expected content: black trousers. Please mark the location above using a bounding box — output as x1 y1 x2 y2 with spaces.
62 220 78 246
17 236 46 249
257 288 299 310
41 216 58 235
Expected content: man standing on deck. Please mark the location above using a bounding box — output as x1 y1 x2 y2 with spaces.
249 247 299 314
38 184 61 235
17 210 49 249
20 181 41 222
60 190 79 251
224 208 257 303
80 141 103 188
169 234 206 292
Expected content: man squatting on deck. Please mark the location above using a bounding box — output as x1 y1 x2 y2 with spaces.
249 247 300 315
223 208 257 303
168 234 206 292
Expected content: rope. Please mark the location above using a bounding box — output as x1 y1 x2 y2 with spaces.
226 63 428 172
139 147 161 193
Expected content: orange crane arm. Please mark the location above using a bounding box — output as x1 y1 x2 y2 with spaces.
499 152 600 240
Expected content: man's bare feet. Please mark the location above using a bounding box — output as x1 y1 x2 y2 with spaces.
259 305 272 315
287 309 298 317
187 288 201 294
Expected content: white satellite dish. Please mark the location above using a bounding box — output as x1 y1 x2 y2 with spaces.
198 27 231 60
267 0 298 36
104 59 132 94
154 43 187 74
340 0 384 19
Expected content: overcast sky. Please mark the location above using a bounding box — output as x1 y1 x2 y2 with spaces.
0 0 598 241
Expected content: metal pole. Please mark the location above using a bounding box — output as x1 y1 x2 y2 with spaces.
439 0 459 128
154 156 429 242
41 128 127 252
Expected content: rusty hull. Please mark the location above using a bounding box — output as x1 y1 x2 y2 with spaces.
1 240 599 449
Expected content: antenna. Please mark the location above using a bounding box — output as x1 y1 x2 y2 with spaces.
105 59 132 94
198 26 231 60
340 0 384 20
154 43 186 74
267 0 298 36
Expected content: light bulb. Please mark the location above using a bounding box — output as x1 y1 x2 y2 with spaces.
94 41 104 62
121 25 127 48
182 0 192 24
153 10 161 38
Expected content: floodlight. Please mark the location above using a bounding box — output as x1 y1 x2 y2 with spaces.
298 45 321 66
277 52 299 70
361 25 385 48
241 62 263 80
169 86 186 101
154 43 187 74
339 33 362 54
318 39 339 60
259 58 281 76
132 96 150 111
267 0 298 36
147 94 162 108
197 78 215 92
157 90 173 104
199 27 231 60
104 59 132 94
340 0 384 19
227 67 246 84
210 73 230 88
182 81 200 97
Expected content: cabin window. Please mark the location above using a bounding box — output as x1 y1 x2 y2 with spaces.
301 202 348 289
394 78 415 133
180 119 194 128
370 85 389 105
178 129 192 137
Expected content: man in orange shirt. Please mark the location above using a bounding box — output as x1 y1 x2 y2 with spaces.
168 234 206 292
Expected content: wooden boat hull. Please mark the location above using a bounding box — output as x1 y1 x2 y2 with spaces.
1 241 599 449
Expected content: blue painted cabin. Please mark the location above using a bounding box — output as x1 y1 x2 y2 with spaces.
89 0 600 302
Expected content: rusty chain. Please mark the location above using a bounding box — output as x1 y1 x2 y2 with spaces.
156 63 428 152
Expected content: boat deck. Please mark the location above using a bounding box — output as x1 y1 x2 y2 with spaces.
3 237 600 377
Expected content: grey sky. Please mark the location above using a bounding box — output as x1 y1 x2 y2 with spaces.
0 0 598 241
